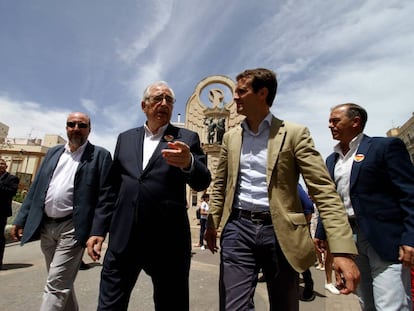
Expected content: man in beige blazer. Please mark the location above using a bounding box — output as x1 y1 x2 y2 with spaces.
205 68 359 311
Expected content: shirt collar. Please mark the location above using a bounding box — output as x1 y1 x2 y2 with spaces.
144 123 169 138
241 112 272 134
64 140 88 154
334 133 364 155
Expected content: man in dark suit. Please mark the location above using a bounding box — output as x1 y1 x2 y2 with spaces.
0 158 19 270
87 81 211 311
316 103 414 310
11 112 112 311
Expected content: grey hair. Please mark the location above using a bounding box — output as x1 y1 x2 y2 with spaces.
142 81 175 101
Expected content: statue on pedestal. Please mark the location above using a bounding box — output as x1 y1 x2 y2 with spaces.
204 117 217 144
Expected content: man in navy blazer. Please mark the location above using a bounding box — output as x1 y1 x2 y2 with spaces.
0 158 19 269
316 103 414 310
11 112 112 311
87 81 211 311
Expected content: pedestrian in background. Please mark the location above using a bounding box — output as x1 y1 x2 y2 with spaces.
314 228 341 295
205 68 359 311
298 184 316 302
87 81 211 311
11 112 112 311
198 193 209 250
0 158 19 270
315 103 414 310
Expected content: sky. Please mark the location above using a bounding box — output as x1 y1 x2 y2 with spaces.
1 0 413 158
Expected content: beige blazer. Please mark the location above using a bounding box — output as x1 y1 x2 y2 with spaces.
208 116 357 272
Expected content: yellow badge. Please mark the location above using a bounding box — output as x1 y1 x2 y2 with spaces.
354 154 365 162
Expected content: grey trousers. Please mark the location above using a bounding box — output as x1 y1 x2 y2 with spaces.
39 218 84 311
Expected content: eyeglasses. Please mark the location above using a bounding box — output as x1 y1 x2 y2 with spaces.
66 121 89 129
147 94 175 105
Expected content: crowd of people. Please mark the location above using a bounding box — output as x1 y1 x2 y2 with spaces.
0 67 413 311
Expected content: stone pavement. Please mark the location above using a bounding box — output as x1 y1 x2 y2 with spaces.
0 223 360 311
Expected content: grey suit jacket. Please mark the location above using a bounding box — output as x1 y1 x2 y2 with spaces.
208 116 357 272
13 142 112 246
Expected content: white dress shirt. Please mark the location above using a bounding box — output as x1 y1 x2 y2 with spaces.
44 142 87 218
333 133 364 217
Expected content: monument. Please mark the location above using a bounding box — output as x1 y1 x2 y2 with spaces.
185 75 245 199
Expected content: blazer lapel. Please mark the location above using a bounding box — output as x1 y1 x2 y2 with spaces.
350 135 371 190
144 124 180 173
267 117 284 185
229 126 242 176
326 153 339 179
77 142 93 172
135 127 145 174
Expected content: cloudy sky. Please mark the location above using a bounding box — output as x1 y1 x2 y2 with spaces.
1 0 413 158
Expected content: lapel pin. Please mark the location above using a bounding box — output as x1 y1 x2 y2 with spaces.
354 154 365 162
164 135 174 142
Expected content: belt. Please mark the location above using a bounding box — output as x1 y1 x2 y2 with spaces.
231 209 272 225
43 213 73 223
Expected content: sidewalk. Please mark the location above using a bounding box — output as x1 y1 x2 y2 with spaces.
0 224 360 311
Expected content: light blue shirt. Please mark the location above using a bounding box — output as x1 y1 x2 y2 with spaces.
233 113 272 213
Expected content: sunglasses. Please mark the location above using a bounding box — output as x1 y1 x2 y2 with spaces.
66 121 89 129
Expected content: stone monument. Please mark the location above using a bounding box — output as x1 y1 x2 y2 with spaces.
185 75 245 198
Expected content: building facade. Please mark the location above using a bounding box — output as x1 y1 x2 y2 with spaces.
386 112 414 163
0 134 66 192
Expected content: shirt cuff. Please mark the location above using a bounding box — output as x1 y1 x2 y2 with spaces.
181 153 194 173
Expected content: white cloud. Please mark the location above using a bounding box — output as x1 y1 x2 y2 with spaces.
0 95 68 140
1 0 413 159
81 98 98 114
116 0 174 64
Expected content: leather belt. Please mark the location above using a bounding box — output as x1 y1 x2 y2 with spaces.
231 209 272 225
43 213 73 223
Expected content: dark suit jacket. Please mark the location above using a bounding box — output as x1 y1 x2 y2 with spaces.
13 142 112 246
316 135 414 261
0 172 19 218
298 184 314 216
90 124 211 253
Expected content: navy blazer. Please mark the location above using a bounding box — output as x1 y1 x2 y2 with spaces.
316 135 414 261
0 172 19 217
13 142 112 246
298 184 314 216
90 124 211 253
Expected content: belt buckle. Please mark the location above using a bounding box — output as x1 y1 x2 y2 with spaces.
251 212 264 225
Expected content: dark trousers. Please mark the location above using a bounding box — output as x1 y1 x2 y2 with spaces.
98 235 191 311
199 218 207 246
301 269 313 287
219 216 299 311
0 216 7 266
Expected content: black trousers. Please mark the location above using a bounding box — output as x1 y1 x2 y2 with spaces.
0 216 7 267
98 220 192 311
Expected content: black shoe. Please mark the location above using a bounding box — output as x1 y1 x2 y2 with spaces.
257 274 266 283
79 261 90 270
300 283 315 302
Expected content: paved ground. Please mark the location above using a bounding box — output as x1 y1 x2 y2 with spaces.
1 207 361 310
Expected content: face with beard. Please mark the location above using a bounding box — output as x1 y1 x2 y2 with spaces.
66 112 91 152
